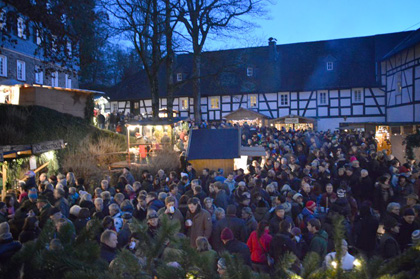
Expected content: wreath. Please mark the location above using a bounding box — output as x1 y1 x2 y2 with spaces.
404 129 420 160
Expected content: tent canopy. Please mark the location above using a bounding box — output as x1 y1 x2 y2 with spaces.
224 107 269 121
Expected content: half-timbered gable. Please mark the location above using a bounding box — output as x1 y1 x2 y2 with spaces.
382 29 420 124
106 30 417 130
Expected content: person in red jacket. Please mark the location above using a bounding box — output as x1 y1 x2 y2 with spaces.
247 220 272 274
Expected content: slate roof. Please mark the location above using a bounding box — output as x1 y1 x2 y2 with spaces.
106 31 412 101
382 28 420 60
187 129 240 160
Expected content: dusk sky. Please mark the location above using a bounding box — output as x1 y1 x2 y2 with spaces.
204 0 420 50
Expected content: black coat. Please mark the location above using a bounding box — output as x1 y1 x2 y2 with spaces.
214 190 229 210
354 213 379 254
100 243 117 263
379 232 400 259
269 232 300 261
18 228 41 244
224 239 252 266
0 238 22 262
211 215 247 252
398 219 419 251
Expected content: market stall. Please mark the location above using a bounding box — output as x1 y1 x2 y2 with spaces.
269 115 316 131
224 108 269 126
125 117 187 164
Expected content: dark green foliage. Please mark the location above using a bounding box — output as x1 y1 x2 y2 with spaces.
404 130 420 160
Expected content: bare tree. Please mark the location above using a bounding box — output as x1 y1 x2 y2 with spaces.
176 0 264 122
102 0 167 118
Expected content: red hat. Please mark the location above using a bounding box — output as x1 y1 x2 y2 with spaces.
220 227 234 241
306 201 316 210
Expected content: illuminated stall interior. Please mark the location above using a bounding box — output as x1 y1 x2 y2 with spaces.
269 115 316 131
125 117 187 163
375 125 392 155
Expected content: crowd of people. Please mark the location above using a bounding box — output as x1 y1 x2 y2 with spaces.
1 125 420 277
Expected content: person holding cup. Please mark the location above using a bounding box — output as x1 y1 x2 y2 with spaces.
157 196 184 232
185 197 212 247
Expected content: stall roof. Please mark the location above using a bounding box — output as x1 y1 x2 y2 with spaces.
270 114 316 123
240 146 266 156
224 107 269 121
126 117 188 126
187 129 240 160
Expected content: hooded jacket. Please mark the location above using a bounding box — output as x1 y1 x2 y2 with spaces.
308 230 328 258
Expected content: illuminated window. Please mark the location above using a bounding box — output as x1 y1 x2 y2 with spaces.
134 102 139 109
210 96 220 109
16 60 25 81
249 95 257 107
279 93 288 106
180 97 188 110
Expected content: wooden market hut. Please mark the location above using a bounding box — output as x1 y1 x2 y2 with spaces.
269 114 317 131
187 129 241 174
224 108 269 126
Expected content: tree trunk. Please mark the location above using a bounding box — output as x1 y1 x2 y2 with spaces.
151 76 160 119
165 0 174 120
192 51 201 123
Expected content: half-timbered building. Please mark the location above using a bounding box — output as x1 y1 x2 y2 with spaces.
106 29 420 131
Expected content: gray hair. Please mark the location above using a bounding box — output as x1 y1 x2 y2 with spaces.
387 202 401 213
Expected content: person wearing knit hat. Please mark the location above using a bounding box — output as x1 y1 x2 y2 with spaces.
411 230 420 246
306 201 316 212
220 227 251 266
398 208 420 251
0 222 22 262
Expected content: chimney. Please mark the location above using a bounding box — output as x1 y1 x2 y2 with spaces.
268 37 278 61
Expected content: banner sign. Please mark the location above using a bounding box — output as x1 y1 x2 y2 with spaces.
32 140 64 154
285 118 299 124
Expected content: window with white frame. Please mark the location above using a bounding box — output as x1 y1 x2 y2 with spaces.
0 55 7 77
51 71 58 87
17 17 26 39
67 41 72 56
179 97 188 110
35 66 43 84
279 93 289 106
319 91 327 105
209 96 220 109
0 9 6 30
65 74 71 88
36 29 41 45
353 89 363 103
247 67 253 77
16 60 25 81
249 94 257 108
326 62 333 71
176 73 182 82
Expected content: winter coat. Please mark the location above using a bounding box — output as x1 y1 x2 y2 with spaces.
55 197 70 218
244 216 258 239
269 215 294 235
224 239 252 266
211 215 247 252
379 232 400 259
147 199 165 212
214 190 229 210
398 219 419 251
308 230 328 259
18 228 41 244
247 230 272 263
0 237 22 262
353 213 379 254
185 206 212 247
100 243 117 263
157 207 185 232
269 232 300 261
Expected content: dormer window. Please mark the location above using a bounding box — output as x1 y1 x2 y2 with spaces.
326 62 333 71
17 17 26 39
177 73 183 82
247 67 253 77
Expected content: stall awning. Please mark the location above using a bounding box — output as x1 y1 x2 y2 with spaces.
240 146 266 156
126 117 188 127
269 114 316 124
0 140 65 161
224 108 269 121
